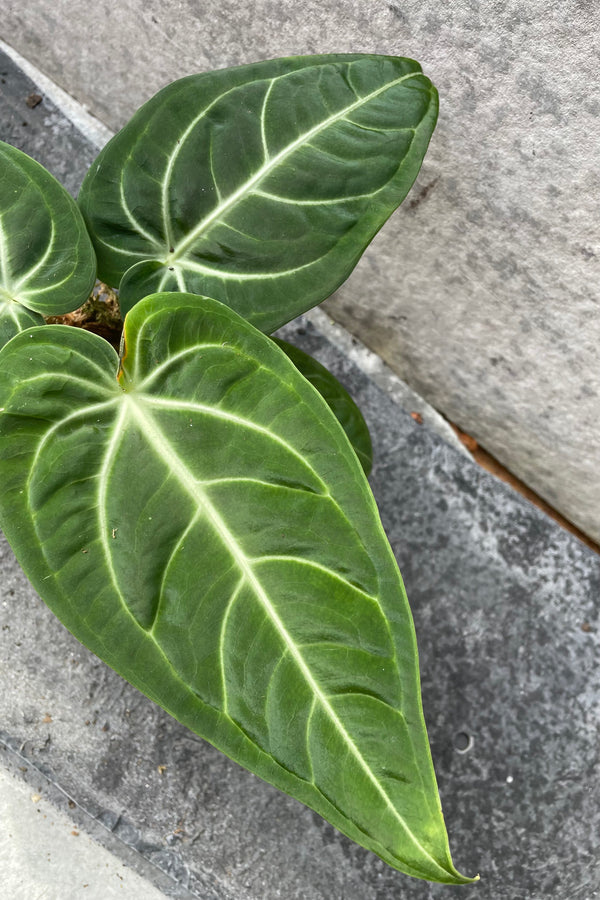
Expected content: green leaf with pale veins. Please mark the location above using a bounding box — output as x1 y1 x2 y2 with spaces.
0 141 96 348
274 337 373 475
0 300 44 350
78 54 438 332
0 293 474 884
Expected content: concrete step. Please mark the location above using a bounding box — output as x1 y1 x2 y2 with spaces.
0 41 599 900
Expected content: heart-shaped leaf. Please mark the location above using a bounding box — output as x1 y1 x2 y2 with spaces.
275 337 373 475
0 141 96 348
0 294 472 884
78 54 438 332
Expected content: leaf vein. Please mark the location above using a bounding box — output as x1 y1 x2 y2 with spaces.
249 554 379 604
170 70 422 260
218 576 246 715
138 395 330 493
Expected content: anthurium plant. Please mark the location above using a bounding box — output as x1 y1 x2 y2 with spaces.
0 54 476 884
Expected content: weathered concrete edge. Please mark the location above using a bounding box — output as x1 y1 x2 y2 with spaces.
0 37 113 150
304 308 469 455
0 731 209 899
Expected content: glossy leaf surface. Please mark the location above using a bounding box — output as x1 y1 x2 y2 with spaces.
0 293 471 884
0 301 44 349
0 141 96 347
275 338 372 475
78 54 438 332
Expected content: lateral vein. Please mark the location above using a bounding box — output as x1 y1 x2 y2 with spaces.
170 70 422 260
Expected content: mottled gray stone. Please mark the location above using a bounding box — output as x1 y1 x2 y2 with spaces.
0 766 175 900
1 0 599 540
0 47 96 195
1 41 600 900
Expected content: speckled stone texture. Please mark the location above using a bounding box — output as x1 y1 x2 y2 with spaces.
1 0 598 543
0 48 96 194
1 44 599 900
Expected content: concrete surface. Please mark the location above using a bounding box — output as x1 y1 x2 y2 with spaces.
0 765 170 900
0 1 598 544
1 39 600 900
0 40 97 196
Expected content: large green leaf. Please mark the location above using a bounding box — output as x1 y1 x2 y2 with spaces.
275 337 373 475
0 141 96 347
0 293 472 884
78 54 438 332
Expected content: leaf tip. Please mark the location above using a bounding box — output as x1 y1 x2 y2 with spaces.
445 865 480 886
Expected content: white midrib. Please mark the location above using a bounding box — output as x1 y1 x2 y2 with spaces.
167 69 420 263
98 403 129 603
125 393 439 868
11 219 56 294
0 216 13 290
0 295 26 326
0 209 58 298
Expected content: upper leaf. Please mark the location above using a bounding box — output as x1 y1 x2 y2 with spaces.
274 337 373 475
0 141 96 347
78 54 438 332
0 293 472 883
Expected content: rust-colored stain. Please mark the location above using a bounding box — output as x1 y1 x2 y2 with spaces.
450 424 599 555
25 93 42 109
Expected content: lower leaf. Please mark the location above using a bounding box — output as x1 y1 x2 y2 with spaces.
0 293 474 884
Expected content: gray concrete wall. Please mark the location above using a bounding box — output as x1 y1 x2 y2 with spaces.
1 0 599 541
